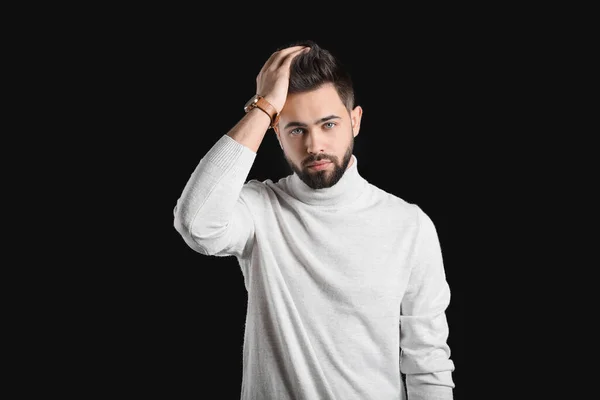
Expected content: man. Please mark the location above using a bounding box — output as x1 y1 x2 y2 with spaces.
173 40 455 400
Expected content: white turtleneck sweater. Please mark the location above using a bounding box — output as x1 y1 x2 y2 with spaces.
173 134 455 400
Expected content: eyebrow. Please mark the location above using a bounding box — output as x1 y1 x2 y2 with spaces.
283 115 341 130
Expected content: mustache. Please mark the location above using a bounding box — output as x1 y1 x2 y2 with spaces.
304 156 334 166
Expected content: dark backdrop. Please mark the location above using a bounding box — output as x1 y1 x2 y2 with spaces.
97 26 470 399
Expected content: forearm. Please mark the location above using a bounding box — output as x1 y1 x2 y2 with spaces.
226 107 272 153
401 312 455 399
406 372 454 400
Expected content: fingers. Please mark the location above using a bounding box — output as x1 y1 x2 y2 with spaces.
279 46 310 71
262 45 309 73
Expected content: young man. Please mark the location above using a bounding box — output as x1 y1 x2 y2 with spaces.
173 40 455 400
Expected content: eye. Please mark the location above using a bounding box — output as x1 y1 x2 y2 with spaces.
290 128 304 135
324 122 337 129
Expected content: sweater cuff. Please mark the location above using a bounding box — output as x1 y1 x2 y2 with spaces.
408 386 453 400
202 134 257 182
205 134 257 170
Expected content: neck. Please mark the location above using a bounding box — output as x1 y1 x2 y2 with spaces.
288 154 367 207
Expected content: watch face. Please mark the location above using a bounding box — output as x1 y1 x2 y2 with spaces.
244 95 260 112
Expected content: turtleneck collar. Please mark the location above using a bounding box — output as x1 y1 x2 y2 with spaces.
286 154 368 207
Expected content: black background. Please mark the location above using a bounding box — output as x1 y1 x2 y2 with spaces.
81 17 476 399
22 5 575 397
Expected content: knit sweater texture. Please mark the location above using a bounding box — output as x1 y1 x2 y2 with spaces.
173 134 455 400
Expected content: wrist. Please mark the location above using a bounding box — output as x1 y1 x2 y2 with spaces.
263 95 283 114
244 94 280 129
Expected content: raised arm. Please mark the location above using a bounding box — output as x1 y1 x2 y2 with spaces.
173 45 310 257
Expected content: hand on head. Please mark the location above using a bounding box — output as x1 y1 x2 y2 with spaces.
256 45 310 114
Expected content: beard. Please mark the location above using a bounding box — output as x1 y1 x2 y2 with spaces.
284 138 354 190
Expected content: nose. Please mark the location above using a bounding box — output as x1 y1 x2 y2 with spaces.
305 131 326 155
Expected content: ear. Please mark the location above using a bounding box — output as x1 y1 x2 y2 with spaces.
351 105 363 138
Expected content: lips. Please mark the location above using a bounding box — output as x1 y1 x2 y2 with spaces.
308 161 331 167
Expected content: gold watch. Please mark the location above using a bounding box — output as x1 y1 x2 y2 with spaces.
244 94 280 129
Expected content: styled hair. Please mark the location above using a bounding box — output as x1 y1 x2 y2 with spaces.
277 40 355 111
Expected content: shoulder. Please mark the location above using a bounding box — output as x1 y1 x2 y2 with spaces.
369 185 442 244
369 183 421 226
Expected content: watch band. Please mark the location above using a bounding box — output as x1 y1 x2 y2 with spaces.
244 95 280 129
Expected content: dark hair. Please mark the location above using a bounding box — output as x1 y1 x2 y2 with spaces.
277 40 355 111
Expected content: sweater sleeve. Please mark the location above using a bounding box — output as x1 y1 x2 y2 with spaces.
400 206 455 400
173 134 257 258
